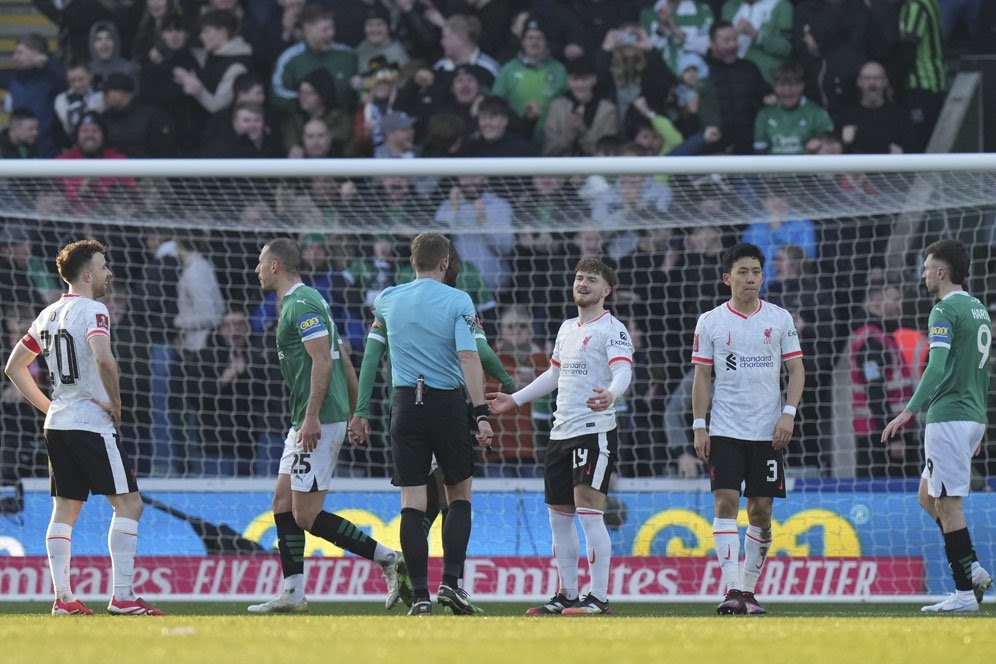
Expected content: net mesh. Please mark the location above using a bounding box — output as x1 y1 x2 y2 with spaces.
2 165 996 481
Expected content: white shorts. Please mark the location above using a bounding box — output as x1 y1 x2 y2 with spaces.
921 421 986 498
278 422 347 493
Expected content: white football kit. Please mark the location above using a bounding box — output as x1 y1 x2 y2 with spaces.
691 300 802 441
549 311 634 440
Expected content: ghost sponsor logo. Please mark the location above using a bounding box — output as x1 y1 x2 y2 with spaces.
560 361 588 376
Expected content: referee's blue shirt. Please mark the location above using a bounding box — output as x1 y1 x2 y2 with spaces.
374 277 479 389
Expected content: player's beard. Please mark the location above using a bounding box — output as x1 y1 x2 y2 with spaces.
93 278 108 299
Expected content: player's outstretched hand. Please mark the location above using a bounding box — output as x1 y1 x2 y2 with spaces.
693 428 710 463
586 387 614 412
348 416 370 447
91 398 121 427
881 408 913 443
487 392 516 414
772 413 794 450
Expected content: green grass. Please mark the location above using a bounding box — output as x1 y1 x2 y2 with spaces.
2 603 994 664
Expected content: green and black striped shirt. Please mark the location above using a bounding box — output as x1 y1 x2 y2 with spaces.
899 0 946 93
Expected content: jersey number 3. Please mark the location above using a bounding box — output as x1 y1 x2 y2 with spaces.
39 329 80 385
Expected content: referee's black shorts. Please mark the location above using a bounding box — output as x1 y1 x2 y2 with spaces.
45 428 139 501
390 386 474 487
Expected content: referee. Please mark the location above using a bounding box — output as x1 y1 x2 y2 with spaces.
370 232 494 616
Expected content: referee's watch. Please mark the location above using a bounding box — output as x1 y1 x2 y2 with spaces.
472 404 490 428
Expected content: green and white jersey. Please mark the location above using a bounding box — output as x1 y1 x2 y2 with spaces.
753 98 834 155
922 291 991 424
275 282 350 429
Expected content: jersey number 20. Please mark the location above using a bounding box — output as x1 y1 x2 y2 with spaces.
39 329 80 384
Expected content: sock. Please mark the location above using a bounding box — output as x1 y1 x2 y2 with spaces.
310 511 377 560
713 518 741 593
943 528 975 591
108 516 139 601
401 507 429 601
46 522 73 601
424 475 442 531
274 511 305 591
577 508 611 602
936 518 979 564
548 508 579 600
740 525 772 593
441 500 471 588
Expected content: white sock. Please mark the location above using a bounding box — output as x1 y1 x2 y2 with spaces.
46 522 73 601
373 543 396 565
282 573 305 595
577 508 611 602
549 508 580 600
108 516 139 600
971 560 985 576
741 525 772 593
713 518 741 593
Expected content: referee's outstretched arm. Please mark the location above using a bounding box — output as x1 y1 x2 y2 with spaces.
459 349 494 446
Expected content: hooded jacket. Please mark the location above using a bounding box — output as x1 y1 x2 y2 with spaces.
89 21 140 91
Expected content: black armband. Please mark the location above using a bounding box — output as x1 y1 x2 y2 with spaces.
472 404 490 421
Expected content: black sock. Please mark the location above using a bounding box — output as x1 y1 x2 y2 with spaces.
309 511 377 560
275 511 305 578
937 518 978 564
424 476 441 533
442 500 471 588
943 528 975 591
401 507 430 602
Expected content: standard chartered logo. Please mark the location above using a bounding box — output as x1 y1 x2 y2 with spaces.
725 352 773 370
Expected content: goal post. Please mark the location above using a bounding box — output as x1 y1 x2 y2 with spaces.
1 155 995 603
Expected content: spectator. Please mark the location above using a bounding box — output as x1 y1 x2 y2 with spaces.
54 61 105 147
393 0 445 63
359 56 402 151
721 0 794 84
374 111 418 159
1 302 48 477
741 187 816 289
355 5 410 72
432 14 501 90
100 72 175 157
202 102 282 157
464 95 536 158
282 67 354 157
55 111 135 209
0 226 62 308
597 24 668 131
753 61 833 155
349 234 402 310
421 63 486 146
173 10 253 122
698 20 770 154
0 109 40 159
792 0 869 113
898 0 946 151
31 0 141 65
492 16 567 145
271 6 357 114
630 98 685 155
849 284 920 477
138 13 204 155
288 118 331 158
88 20 140 91
396 247 497 320
435 175 516 291
642 0 715 72
247 0 304 77
543 56 618 156
0 34 66 158
439 0 511 58
133 0 181 65
838 61 917 154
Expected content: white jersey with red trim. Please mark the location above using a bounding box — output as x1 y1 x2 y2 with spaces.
550 310 633 440
691 300 802 441
22 294 115 433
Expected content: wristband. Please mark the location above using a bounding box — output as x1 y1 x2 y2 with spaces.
782 405 797 417
692 418 707 430
473 404 490 420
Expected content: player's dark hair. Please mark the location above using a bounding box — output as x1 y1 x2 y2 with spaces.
924 239 970 285
265 237 302 275
57 239 107 283
575 257 616 288
444 241 462 287
411 232 451 272
722 242 765 274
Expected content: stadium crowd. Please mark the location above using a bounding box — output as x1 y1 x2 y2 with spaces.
1 0 995 482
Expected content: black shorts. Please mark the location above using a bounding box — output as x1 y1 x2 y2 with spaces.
45 429 139 501
544 429 617 506
390 387 475 487
709 436 786 498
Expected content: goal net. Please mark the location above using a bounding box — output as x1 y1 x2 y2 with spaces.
1 155 994 602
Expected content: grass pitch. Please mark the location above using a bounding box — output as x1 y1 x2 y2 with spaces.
2 603 993 664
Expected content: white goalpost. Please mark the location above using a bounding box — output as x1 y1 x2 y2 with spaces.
1 155 995 603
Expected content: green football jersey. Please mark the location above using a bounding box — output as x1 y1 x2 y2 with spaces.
275 283 350 429
753 98 834 155
922 292 991 424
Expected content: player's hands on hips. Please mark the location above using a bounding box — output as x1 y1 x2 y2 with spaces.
299 413 321 452
586 387 613 411
92 398 121 427
772 413 794 450
486 391 516 414
881 408 913 443
347 416 370 447
693 428 710 463
475 419 494 447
